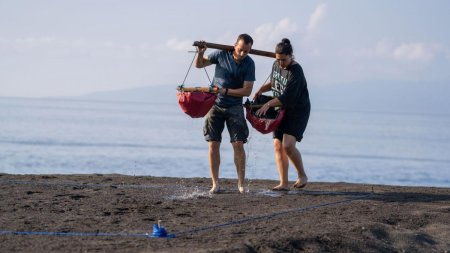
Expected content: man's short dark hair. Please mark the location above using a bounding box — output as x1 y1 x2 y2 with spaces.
236 34 253 46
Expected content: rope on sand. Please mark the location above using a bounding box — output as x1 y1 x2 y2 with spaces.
0 230 150 238
174 193 371 236
0 179 189 190
0 193 371 239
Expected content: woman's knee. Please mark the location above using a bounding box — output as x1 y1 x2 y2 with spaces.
282 143 297 156
273 142 283 153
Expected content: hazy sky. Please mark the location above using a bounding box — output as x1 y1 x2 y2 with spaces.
1 0 449 97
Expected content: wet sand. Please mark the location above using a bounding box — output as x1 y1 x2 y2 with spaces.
0 173 449 252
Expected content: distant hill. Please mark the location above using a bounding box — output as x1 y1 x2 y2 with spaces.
78 81 450 115
309 80 450 115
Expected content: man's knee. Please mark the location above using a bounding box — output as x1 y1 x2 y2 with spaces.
209 141 220 153
231 141 244 151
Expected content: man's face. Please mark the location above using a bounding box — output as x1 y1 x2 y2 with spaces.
233 39 252 61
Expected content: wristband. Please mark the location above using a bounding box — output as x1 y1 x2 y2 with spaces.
225 88 229 95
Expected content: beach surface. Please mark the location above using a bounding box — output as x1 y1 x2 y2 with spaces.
0 173 449 252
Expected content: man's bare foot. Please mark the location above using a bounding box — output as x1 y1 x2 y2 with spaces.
238 185 245 194
209 184 220 194
293 176 308 188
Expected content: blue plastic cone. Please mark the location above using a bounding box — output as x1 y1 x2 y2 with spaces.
150 224 175 238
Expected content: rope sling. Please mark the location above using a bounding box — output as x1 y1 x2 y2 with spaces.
176 50 217 118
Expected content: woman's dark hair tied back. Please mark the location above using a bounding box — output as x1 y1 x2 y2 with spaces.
276 38 293 55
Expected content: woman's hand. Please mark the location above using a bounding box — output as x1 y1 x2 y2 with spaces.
255 101 271 117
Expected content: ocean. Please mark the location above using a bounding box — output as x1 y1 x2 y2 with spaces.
1 96 449 187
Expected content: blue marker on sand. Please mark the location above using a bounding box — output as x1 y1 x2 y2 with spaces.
151 220 175 238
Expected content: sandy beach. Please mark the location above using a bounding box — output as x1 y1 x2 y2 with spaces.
0 173 449 252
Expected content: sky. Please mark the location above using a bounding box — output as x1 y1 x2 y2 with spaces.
1 0 450 98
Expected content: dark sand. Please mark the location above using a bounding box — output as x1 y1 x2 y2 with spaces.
0 173 449 252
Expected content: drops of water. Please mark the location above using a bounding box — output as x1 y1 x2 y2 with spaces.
257 189 283 197
167 186 211 200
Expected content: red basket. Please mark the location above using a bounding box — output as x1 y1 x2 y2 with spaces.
177 91 216 118
246 107 285 134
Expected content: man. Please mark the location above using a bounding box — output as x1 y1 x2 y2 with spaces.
195 34 255 194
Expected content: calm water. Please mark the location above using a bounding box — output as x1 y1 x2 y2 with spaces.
1 97 449 187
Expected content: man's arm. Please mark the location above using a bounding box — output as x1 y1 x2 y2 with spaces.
195 46 212 68
224 81 254 97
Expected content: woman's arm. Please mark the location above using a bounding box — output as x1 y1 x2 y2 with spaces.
255 97 282 117
253 81 272 100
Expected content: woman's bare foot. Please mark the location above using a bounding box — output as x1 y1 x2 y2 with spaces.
293 176 308 188
272 184 289 191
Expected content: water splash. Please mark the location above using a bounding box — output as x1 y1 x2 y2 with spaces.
166 186 211 200
257 189 284 197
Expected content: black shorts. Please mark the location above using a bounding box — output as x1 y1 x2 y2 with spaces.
273 105 310 142
204 104 249 143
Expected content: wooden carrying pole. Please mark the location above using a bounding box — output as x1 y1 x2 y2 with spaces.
176 86 219 93
244 104 264 108
192 41 276 58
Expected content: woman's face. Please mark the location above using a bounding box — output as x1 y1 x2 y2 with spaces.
276 53 292 69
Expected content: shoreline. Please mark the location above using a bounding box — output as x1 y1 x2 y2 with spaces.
1 173 449 252
3 172 449 189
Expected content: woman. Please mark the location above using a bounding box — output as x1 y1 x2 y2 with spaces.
254 38 311 191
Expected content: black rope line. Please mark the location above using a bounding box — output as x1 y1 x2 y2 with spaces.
0 193 371 239
203 63 212 85
180 49 212 87
181 50 198 86
174 193 371 236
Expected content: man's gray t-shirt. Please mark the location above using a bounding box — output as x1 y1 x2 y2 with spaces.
208 50 255 107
